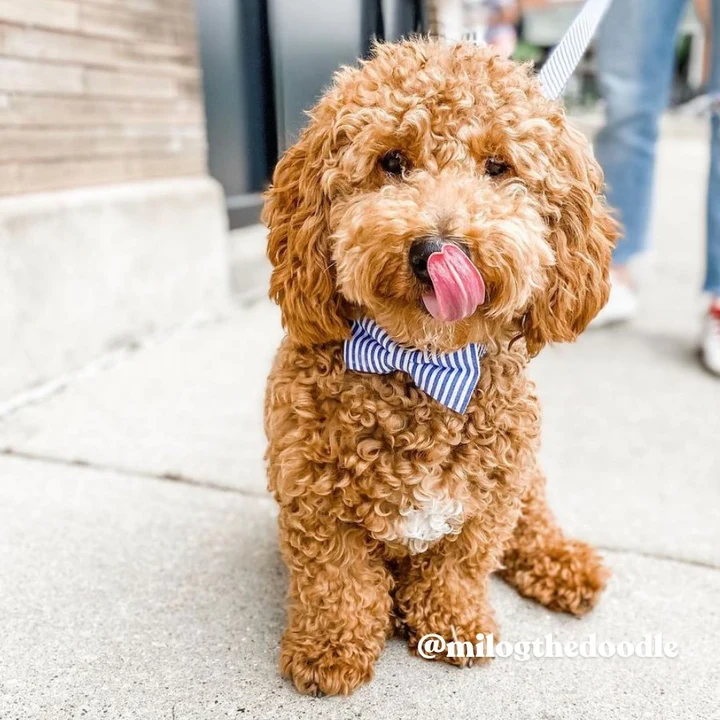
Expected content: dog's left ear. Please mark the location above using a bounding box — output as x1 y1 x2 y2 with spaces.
521 122 619 356
262 110 351 347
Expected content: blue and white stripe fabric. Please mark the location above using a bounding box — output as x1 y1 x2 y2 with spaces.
538 0 614 100
343 317 485 415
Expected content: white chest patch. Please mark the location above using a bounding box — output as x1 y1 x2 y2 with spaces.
395 492 465 555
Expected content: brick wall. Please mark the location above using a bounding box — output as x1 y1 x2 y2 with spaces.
0 0 207 195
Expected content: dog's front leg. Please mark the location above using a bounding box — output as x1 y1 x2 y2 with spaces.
500 464 609 615
278 507 393 696
394 515 505 667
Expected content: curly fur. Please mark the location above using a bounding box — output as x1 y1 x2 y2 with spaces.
263 39 618 696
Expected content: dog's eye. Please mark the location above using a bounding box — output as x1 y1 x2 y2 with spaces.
485 158 511 178
379 150 409 177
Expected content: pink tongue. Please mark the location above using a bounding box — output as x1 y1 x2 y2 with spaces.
422 244 485 323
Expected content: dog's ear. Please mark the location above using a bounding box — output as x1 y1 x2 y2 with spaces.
262 116 350 347
521 122 619 356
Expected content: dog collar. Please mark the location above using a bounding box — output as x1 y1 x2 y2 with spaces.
343 317 485 415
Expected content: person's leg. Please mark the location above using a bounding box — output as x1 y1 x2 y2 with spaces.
595 0 687 270
701 0 720 374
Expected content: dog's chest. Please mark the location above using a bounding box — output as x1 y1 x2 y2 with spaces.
347 371 498 553
389 486 466 554
272 344 537 555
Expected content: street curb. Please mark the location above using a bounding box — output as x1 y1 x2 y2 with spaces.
0 177 229 402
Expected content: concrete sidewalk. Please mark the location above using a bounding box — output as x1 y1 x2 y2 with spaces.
1 133 719 719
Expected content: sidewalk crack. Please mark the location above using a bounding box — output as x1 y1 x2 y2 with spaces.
0 310 233 421
598 544 720 572
0 448 269 500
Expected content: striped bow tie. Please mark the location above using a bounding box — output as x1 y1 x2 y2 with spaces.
343 317 485 415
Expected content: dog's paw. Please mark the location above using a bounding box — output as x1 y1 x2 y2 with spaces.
502 538 610 616
280 633 377 696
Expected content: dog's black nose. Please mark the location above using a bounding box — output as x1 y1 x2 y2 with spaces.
409 236 445 283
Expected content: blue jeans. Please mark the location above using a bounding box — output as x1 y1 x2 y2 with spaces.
595 0 720 295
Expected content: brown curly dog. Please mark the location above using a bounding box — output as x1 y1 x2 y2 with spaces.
263 39 618 696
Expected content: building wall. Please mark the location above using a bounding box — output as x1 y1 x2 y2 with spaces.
0 0 229 404
0 0 207 195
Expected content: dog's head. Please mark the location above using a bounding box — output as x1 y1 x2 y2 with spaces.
264 40 618 355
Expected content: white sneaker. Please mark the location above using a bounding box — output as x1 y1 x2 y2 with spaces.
701 304 720 376
590 271 638 328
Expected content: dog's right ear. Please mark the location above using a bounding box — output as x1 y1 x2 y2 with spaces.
262 119 351 347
